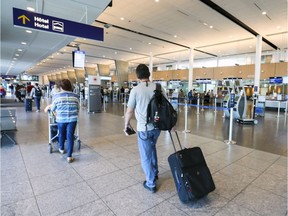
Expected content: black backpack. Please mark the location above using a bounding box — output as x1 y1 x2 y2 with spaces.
146 83 177 131
35 87 42 97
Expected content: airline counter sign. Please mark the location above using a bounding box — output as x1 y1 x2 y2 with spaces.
13 7 104 41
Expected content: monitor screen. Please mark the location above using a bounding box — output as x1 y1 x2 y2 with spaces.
235 80 240 86
72 50 85 68
225 80 230 86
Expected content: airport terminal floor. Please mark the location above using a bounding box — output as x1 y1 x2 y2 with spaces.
1 96 287 216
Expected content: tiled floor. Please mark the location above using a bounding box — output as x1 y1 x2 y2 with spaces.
1 99 287 216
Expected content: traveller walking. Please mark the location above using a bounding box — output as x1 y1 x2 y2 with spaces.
124 64 166 193
30 83 42 112
45 79 80 163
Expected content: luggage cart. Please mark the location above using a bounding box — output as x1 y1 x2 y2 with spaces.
48 110 81 153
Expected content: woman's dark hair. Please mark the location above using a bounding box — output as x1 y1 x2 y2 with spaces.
136 64 150 79
59 79 73 91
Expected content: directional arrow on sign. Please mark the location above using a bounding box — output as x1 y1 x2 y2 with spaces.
18 15 30 24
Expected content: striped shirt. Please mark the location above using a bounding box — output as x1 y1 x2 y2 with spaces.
50 91 79 123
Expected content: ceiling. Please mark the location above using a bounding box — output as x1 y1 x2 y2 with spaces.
1 0 287 77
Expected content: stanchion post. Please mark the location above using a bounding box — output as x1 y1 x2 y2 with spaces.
224 91 236 145
277 101 281 118
103 95 106 112
201 96 204 111
214 96 217 113
183 98 191 133
196 93 200 115
122 93 127 118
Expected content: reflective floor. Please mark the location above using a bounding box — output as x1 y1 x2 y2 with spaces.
106 100 288 156
1 97 287 216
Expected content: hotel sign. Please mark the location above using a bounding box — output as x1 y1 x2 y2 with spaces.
13 7 104 41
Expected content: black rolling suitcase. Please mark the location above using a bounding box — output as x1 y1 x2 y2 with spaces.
25 98 32 112
168 131 215 203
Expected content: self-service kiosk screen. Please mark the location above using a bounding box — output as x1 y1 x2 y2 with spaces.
224 95 229 101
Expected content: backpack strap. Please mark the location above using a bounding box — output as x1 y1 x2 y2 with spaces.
156 83 161 91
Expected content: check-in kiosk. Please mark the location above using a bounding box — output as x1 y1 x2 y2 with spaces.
87 75 102 113
223 79 234 117
233 79 247 119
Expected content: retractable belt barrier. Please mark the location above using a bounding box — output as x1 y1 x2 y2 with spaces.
168 97 234 145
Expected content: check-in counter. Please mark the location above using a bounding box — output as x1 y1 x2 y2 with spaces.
265 96 287 110
265 96 288 118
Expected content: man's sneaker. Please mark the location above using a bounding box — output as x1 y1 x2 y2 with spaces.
67 157 74 163
143 181 156 193
58 148 64 154
36 109 40 112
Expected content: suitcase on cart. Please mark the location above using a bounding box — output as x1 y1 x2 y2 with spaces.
168 131 215 203
25 98 32 112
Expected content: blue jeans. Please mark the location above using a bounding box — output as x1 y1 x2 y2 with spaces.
58 121 77 157
35 96 41 110
137 129 161 188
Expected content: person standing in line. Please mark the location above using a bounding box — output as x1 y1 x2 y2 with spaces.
124 64 166 193
30 83 42 112
45 79 80 163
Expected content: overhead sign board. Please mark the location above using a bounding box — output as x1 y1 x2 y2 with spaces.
13 7 104 41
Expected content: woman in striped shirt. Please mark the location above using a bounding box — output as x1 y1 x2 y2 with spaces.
45 79 80 163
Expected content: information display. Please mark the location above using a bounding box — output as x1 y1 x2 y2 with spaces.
72 50 85 68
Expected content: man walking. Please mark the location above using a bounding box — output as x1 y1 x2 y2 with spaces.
124 64 165 193
30 83 42 112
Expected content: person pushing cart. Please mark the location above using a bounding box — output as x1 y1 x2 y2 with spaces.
45 79 80 163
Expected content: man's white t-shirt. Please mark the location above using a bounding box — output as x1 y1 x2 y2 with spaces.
127 82 166 131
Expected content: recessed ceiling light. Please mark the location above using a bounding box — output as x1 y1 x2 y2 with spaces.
17 49 23 52
13 58 17 60
26 30 32 33
115 52 118 54
262 11 267 15
174 35 177 38
21 42 27 45
276 26 281 29
203 23 208 26
120 17 124 21
155 0 159 2
209 25 213 28
15 54 20 57
27 7 35 12
129 48 132 50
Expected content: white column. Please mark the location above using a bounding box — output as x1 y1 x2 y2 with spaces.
217 56 220 67
188 48 194 91
254 35 262 94
149 53 153 81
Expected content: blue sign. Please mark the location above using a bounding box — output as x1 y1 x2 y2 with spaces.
230 93 235 108
13 7 104 41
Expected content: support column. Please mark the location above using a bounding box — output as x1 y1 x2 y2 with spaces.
254 35 262 94
149 53 153 81
188 48 194 91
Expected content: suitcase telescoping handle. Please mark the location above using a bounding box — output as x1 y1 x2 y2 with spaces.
169 130 183 153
